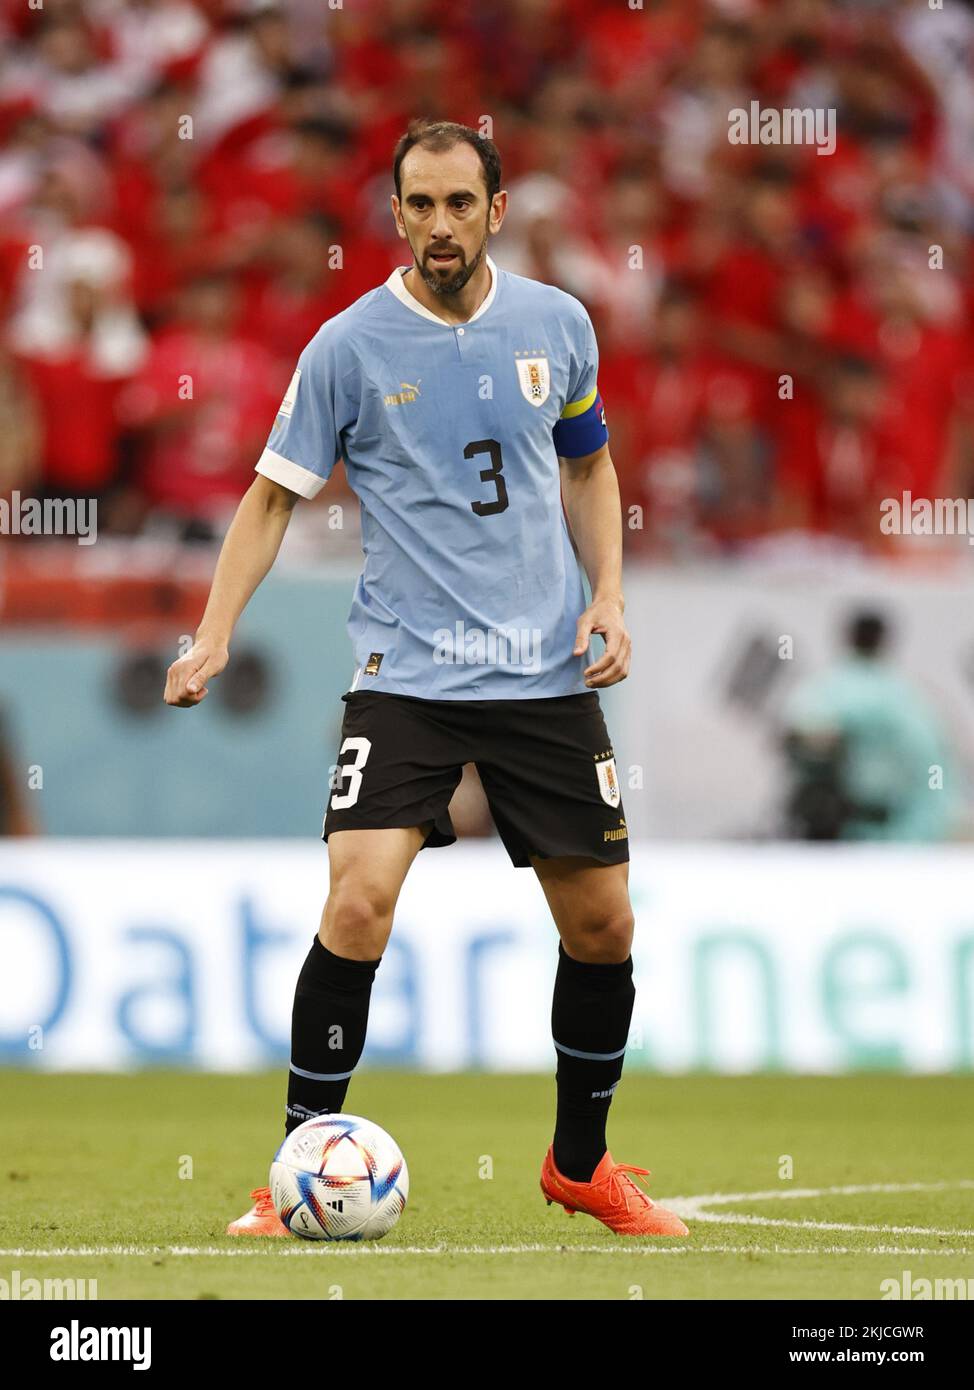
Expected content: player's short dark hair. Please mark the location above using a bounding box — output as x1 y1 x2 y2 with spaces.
847 610 889 658
393 119 502 204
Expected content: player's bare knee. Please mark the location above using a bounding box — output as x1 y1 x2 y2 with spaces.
319 885 395 956
562 909 634 964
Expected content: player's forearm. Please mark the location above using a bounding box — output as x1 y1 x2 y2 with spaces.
195 476 298 645
561 450 625 611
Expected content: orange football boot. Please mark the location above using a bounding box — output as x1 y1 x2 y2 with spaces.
540 1147 689 1236
226 1186 291 1237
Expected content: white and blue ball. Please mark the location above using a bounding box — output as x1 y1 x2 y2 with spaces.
270 1114 408 1241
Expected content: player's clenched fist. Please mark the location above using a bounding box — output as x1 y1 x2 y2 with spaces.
164 639 229 707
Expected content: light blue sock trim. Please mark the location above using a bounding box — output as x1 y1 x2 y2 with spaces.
553 1039 628 1061
289 1062 355 1081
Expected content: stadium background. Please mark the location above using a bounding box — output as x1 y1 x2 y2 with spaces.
2 0 974 1088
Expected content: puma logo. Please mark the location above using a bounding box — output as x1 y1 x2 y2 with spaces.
384 380 422 406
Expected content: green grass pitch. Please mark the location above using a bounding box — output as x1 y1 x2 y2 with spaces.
2 1071 972 1300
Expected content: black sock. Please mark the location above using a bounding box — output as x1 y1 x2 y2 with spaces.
285 935 381 1135
551 941 635 1182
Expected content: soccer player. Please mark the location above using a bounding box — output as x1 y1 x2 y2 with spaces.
164 120 688 1239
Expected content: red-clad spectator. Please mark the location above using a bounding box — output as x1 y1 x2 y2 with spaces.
9 224 146 498
126 181 223 323
606 281 765 554
239 213 388 369
3 8 139 140
827 251 971 500
772 354 903 540
18 338 127 497
118 271 283 533
703 166 805 423
197 118 371 246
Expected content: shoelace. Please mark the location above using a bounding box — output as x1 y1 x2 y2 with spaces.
606 1164 655 1213
250 1187 276 1215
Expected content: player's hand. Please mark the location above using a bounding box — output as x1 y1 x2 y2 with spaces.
164 639 229 707
573 598 631 688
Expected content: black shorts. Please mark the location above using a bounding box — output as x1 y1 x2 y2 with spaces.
322 690 629 868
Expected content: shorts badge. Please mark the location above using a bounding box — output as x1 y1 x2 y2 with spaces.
595 752 621 808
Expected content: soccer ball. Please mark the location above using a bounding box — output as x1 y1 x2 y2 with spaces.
269 1114 408 1241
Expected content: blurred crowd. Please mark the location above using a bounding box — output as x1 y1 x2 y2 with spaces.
0 0 973 550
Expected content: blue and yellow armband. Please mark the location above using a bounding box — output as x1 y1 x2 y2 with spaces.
552 387 609 459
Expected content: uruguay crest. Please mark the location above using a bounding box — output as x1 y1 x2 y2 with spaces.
515 353 550 407
595 753 621 808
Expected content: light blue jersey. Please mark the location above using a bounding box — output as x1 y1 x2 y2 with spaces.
256 255 610 699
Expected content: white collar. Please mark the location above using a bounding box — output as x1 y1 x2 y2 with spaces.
384 253 498 326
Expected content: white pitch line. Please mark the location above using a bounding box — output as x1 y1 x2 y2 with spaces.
0 1244 971 1259
667 1180 974 1238
670 1214 974 1238
5 1180 972 1259
671 1179 974 1206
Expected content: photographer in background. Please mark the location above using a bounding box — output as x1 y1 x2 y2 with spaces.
781 611 953 842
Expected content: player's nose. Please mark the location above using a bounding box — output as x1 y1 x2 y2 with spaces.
430 211 455 242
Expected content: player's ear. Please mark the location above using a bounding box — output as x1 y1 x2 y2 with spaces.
390 194 407 239
488 189 508 235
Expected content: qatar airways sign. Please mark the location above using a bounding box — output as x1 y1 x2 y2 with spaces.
2 841 971 1073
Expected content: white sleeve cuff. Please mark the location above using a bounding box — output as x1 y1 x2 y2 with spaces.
255 447 328 500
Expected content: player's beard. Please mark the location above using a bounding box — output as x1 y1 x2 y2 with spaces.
417 230 488 297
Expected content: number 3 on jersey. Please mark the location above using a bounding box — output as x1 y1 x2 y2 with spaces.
464 438 508 516
330 736 372 809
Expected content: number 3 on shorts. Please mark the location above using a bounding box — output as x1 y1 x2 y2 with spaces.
330 736 372 810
